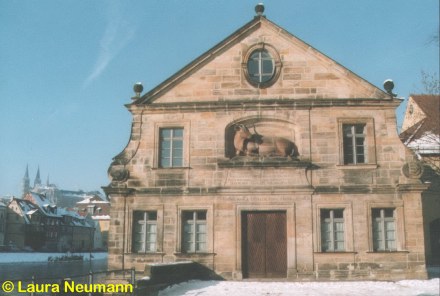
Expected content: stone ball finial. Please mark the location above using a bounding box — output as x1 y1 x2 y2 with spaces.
255 3 265 16
133 82 143 97
383 79 397 98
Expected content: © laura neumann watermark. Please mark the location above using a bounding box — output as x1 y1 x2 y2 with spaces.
1 280 133 294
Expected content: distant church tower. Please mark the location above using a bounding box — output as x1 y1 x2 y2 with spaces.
22 164 30 197
34 166 42 188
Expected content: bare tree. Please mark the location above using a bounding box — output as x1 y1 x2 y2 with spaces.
411 132 440 174
421 70 440 94
419 28 440 94
426 29 440 47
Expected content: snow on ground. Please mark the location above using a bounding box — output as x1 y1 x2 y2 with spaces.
158 278 440 296
0 252 107 263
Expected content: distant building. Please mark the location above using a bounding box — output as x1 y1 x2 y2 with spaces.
400 95 440 173
34 166 42 188
6 198 44 250
400 94 440 265
21 166 105 208
22 165 30 198
6 193 94 251
76 195 110 250
0 201 6 246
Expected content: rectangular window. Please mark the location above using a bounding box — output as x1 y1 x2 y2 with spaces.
132 211 157 253
372 208 396 251
321 209 345 252
87 205 95 215
343 124 366 164
159 128 184 168
182 211 207 253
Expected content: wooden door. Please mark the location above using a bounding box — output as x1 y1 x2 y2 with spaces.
242 211 287 278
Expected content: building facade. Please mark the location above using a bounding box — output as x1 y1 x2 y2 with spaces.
76 195 111 250
6 194 94 251
6 198 45 250
104 10 430 280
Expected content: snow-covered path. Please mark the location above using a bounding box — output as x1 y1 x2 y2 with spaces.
158 278 440 296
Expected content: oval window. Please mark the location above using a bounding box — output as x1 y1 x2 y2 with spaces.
247 49 275 84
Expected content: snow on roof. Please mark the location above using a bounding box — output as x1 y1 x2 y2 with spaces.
77 197 109 204
29 191 49 207
11 198 38 224
59 190 104 200
407 132 440 154
26 209 39 215
16 199 37 213
91 215 110 220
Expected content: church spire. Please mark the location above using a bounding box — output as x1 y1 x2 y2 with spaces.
22 164 30 197
34 166 42 188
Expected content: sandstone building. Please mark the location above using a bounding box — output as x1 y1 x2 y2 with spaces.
104 6 432 280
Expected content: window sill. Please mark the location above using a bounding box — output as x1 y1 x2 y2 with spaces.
366 251 409 254
218 157 310 168
152 167 191 170
126 252 166 255
174 252 216 257
336 164 378 170
314 252 357 254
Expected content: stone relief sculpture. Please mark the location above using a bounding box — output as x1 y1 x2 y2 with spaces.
233 124 298 158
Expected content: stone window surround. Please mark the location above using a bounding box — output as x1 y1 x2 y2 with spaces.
132 210 158 253
181 210 207 253
175 204 214 255
372 208 396 251
126 204 164 254
320 209 345 252
366 201 405 252
153 121 191 169
242 42 282 88
337 118 377 168
159 127 184 168
314 202 354 253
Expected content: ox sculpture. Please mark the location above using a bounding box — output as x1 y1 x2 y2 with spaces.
233 124 297 158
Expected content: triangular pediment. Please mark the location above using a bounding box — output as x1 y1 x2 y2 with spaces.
135 16 387 105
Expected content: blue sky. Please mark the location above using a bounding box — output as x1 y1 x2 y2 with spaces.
0 1 438 197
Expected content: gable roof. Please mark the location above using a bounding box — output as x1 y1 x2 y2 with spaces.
133 16 387 105
411 95 440 130
9 198 40 224
400 94 440 149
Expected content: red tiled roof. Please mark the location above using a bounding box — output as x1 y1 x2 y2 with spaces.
400 95 440 143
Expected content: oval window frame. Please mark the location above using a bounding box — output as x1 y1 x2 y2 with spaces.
242 43 282 88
